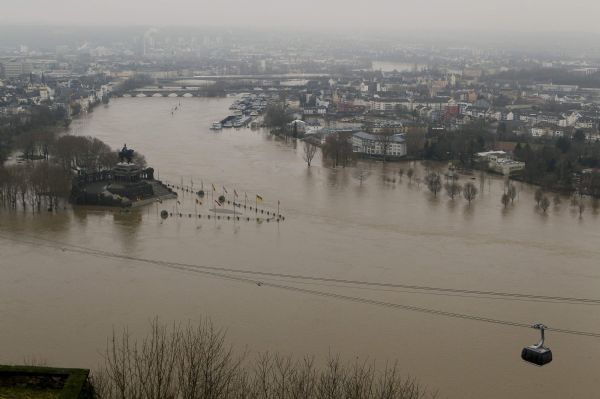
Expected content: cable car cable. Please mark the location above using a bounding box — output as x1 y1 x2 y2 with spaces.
2 234 600 339
2 232 600 306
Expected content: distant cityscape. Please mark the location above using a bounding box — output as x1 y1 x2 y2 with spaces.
2 26 600 192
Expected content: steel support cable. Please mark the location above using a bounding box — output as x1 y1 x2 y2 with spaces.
3 232 600 305
2 234 600 338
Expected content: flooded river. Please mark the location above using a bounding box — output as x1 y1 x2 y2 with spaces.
1 97 600 398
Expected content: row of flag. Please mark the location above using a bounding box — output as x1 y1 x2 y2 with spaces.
170 181 273 211
208 184 264 202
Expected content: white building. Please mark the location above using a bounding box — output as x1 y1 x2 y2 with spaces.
287 119 307 134
369 99 403 113
476 151 525 175
352 132 407 157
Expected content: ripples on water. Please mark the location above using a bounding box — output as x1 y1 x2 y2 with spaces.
1 97 600 398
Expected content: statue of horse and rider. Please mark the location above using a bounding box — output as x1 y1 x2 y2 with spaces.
118 144 135 163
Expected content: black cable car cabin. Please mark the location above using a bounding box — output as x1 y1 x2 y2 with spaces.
521 323 552 366
521 345 552 366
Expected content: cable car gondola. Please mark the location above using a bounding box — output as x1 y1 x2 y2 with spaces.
521 323 552 366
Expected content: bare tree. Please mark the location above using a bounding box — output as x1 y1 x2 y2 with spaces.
444 182 462 200
94 319 433 399
534 188 544 206
406 168 415 183
540 196 550 213
177 320 244 399
463 182 478 205
553 194 562 206
501 193 510 208
322 134 353 168
570 194 579 207
303 141 317 168
425 173 442 197
99 319 179 399
507 184 517 204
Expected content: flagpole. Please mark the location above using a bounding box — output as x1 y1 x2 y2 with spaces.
277 200 280 218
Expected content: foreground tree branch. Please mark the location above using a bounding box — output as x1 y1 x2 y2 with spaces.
94 319 435 399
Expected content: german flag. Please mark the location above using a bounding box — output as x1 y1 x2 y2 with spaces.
256 194 263 203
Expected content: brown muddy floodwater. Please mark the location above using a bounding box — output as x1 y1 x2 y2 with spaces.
1 97 600 398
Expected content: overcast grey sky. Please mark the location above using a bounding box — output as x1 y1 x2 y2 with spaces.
2 0 599 33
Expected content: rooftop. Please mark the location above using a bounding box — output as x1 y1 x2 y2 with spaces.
353 131 406 143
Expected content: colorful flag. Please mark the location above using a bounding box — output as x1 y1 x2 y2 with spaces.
256 194 263 203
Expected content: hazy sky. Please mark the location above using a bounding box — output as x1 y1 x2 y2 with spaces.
2 0 600 33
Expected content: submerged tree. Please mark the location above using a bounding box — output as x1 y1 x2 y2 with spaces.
322 133 353 168
501 193 511 208
407 168 415 183
263 103 291 130
540 196 550 213
425 173 442 197
534 188 544 206
553 194 562 206
444 182 462 200
463 182 478 205
303 141 317 168
507 184 517 204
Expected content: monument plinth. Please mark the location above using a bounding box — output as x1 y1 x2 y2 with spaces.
71 144 176 207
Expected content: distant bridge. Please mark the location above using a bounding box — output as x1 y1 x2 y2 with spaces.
158 73 331 82
119 88 206 98
117 73 332 97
